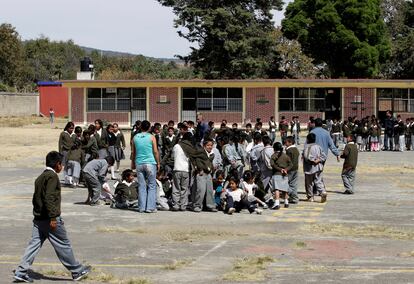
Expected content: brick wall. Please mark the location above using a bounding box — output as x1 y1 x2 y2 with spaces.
344 88 375 119
200 112 243 124
87 112 129 125
245 88 276 122
71 88 84 124
149 87 179 123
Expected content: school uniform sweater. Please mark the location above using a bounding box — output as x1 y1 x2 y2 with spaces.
270 153 293 176
32 169 61 221
67 148 85 164
95 128 108 150
114 181 138 203
286 145 300 172
114 131 126 148
341 142 358 171
58 131 74 153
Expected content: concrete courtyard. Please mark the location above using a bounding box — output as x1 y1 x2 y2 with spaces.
0 138 413 283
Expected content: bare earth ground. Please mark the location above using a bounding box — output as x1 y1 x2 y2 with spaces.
0 118 413 284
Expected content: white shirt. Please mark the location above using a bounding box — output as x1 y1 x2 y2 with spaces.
172 144 189 172
227 188 244 202
242 181 255 197
96 128 102 137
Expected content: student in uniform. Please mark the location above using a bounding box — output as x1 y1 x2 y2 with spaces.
285 136 300 204
106 124 117 179
82 156 115 206
270 142 293 210
94 119 109 159
82 130 99 162
65 140 85 187
303 133 328 203
13 151 90 283
111 169 138 209
258 135 274 204
58 122 75 176
268 116 277 143
340 135 358 194
113 123 126 172
225 177 262 215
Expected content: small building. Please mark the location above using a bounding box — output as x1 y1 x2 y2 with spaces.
38 81 69 117
60 79 414 127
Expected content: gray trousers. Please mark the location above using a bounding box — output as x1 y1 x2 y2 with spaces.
342 169 356 193
83 173 102 204
288 170 299 202
304 171 326 198
15 218 83 278
67 160 81 181
172 171 190 210
192 173 215 210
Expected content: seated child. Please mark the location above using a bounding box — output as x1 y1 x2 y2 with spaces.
156 170 170 211
65 139 85 187
241 170 268 209
213 170 225 209
225 177 262 215
112 169 138 209
82 156 115 206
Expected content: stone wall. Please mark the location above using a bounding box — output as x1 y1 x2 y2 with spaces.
0 93 39 117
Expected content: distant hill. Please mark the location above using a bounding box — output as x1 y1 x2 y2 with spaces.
80 46 184 64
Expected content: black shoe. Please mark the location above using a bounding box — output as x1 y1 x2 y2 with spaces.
72 265 91 281
271 204 280 210
288 199 299 204
206 207 218 212
13 275 33 283
171 207 179 212
343 190 354 195
179 208 187 212
284 203 289 208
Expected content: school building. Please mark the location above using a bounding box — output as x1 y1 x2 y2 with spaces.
59 79 414 127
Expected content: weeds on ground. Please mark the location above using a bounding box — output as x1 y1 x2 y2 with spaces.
295 241 307 248
162 259 193 270
222 256 274 282
304 223 414 240
163 229 247 242
97 226 147 235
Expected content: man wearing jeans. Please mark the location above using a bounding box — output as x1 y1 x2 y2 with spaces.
131 120 160 213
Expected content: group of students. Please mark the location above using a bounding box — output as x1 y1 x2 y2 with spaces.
56 113 360 214
324 111 414 152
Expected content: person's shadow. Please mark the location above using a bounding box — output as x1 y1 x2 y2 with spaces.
13 270 72 282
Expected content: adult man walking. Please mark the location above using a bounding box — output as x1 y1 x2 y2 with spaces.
131 120 160 213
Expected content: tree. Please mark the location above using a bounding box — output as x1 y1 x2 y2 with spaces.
157 0 283 79
282 0 391 78
0 23 25 87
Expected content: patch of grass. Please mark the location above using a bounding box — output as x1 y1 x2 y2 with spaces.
304 223 414 240
123 279 152 284
163 259 193 270
84 268 151 284
39 269 70 277
164 229 247 242
97 226 147 235
295 241 307 248
222 256 274 282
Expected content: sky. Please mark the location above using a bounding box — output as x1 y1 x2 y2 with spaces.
0 0 292 58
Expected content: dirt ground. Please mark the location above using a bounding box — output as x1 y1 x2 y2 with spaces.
1 117 414 284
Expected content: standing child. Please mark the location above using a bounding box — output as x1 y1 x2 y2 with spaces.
82 156 115 206
341 135 359 194
13 151 90 283
66 139 85 186
112 169 138 209
303 133 328 203
285 136 300 204
58 122 75 178
270 142 293 210
113 123 126 173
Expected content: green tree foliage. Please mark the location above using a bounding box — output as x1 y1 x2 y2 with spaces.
157 0 284 79
282 0 391 78
382 0 414 78
0 23 25 88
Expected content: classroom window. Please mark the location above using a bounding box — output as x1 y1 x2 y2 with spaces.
87 87 146 111
279 88 326 112
378 88 412 113
183 87 242 112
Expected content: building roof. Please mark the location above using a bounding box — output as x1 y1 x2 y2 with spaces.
37 81 63 87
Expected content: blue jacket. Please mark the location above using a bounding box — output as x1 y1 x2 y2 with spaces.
310 127 340 157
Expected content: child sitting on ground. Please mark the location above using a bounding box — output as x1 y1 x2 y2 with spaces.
340 135 358 194
225 177 262 215
241 171 268 209
213 170 225 209
112 169 138 209
156 170 170 211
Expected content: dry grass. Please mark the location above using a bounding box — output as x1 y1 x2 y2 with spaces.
163 229 248 242
303 223 414 240
162 259 193 270
295 241 307 248
97 226 147 235
40 268 151 284
222 256 274 282
398 251 414 258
